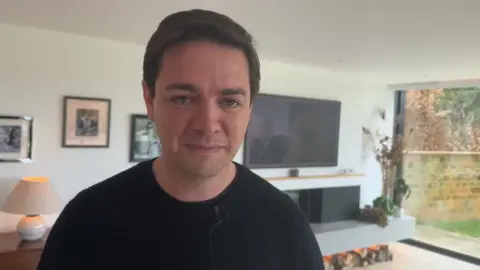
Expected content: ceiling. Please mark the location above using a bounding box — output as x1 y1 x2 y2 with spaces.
1 0 480 80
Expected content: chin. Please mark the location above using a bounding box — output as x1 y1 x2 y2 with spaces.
180 157 231 178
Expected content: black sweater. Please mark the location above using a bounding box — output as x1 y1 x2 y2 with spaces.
37 160 324 270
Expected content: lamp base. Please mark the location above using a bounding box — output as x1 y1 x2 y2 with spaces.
17 215 47 241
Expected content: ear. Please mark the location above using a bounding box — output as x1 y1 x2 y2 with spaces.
142 80 155 121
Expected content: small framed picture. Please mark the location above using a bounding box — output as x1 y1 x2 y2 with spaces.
129 114 161 162
0 115 33 162
62 96 111 148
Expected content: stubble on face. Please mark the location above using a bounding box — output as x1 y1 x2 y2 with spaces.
144 41 252 182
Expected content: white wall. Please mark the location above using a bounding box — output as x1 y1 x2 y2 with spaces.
0 24 391 231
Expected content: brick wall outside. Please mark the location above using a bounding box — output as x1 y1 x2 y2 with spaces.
402 152 480 223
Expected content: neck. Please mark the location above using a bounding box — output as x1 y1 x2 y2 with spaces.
152 157 236 202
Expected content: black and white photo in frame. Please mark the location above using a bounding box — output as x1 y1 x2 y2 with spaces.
0 115 33 162
62 96 111 148
129 114 161 162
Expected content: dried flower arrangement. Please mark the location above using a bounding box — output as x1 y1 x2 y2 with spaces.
362 108 414 199
358 108 414 226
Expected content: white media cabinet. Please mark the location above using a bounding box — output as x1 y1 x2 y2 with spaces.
266 174 416 256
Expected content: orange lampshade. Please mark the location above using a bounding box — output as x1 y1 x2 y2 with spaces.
2 177 63 215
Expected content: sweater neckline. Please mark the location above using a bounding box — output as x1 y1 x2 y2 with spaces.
143 159 244 214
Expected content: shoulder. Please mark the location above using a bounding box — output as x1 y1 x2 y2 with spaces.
235 162 293 201
235 162 305 222
85 159 153 193
64 159 155 215
234 163 311 246
80 159 153 197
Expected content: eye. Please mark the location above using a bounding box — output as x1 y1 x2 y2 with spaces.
222 99 241 108
172 96 191 105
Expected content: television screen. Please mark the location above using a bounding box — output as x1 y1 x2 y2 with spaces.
243 94 341 169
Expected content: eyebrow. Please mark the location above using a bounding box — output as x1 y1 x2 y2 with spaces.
165 83 247 96
221 88 247 97
165 83 197 93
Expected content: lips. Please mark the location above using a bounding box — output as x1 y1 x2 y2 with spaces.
185 144 224 152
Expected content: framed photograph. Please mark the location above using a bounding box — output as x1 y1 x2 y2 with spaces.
0 115 33 162
62 96 111 148
129 114 161 162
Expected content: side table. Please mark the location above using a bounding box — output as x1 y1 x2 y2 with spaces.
0 230 49 270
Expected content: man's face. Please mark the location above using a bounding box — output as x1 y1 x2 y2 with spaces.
143 41 251 178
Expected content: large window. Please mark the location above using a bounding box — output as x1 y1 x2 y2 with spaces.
396 87 480 260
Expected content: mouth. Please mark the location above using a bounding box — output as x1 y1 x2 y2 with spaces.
184 144 224 154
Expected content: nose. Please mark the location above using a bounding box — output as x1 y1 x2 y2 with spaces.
192 101 221 135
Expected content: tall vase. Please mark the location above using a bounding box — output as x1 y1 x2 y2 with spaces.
381 166 396 199
393 182 405 218
393 190 403 208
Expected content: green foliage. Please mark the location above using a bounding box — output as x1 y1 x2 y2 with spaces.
431 220 480 238
436 87 480 121
436 87 480 117
435 87 480 150
373 195 397 216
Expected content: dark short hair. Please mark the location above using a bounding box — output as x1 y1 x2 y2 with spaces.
143 9 261 103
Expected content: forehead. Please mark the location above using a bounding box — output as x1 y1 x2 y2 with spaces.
157 41 250 96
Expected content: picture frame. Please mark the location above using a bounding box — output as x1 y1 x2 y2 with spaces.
129 114 161 162
0 115 33 163
61 96 111 148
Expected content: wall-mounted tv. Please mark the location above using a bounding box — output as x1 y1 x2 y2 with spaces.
243 94 341 169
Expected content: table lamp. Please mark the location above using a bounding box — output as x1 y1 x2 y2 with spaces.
2 176 63 241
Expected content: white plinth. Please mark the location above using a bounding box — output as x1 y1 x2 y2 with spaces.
311 215 416 256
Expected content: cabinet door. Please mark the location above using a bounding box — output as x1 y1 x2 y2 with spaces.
0 250 42 270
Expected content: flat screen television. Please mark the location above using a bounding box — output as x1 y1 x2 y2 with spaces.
243 94 341 169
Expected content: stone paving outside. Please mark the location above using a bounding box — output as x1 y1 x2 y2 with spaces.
349 225 480 270
366 242 479 270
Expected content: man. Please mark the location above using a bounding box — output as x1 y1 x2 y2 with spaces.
37 9 324 270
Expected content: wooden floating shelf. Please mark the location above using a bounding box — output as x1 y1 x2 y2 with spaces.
266 173 364 181
265 174 364 191
406 150 480 156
